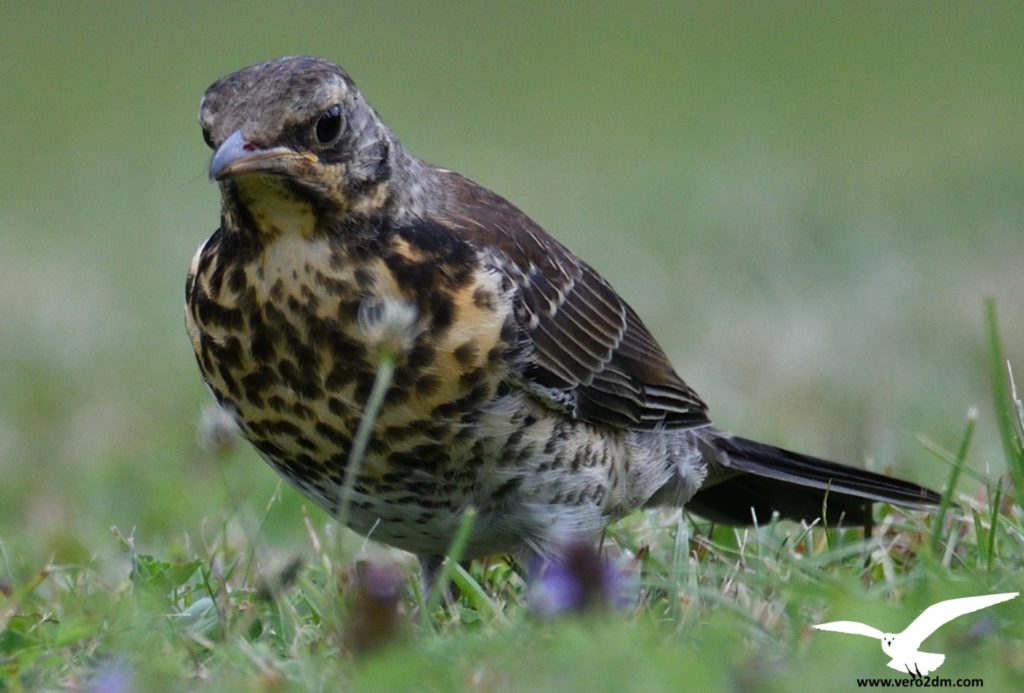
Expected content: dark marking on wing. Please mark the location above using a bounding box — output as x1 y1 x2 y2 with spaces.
436 170 709 430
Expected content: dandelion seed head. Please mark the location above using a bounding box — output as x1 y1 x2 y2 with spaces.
357 296 419 358
196 402 240 454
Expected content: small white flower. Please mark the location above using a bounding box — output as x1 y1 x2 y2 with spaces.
197 402 240 454
357 296 420 358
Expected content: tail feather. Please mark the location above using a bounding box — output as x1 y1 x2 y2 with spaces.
686 435 942 526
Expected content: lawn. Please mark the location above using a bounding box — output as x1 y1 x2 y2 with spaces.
1 2 1022 690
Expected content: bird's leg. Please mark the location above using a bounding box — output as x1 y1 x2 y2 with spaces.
417 555 463 611
418 555 444 597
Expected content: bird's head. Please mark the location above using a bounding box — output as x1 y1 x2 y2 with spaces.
880 633 897 654
199 56 406 237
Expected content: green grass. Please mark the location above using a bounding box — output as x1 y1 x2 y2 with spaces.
2 2 1024 690
2 311 1022 691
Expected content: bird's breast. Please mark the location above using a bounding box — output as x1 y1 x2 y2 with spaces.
185 226 520 510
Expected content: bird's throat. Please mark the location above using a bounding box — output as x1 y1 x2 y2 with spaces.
227 175 320 239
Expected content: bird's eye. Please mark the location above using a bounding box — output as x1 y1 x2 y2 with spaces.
201 128 215 149
315 104 343 144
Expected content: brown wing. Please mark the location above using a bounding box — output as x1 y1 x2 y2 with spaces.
438 170 709 430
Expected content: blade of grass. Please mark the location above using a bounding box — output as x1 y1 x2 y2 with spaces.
336 353 396 534
929 409 975 555
448 561 510 626
669 515 690 619
971 508 987 572
984 299 1024 501
987 478 1003 575
422 506 478 630
1011 362 1024 434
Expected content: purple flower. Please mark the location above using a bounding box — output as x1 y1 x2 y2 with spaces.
87 660 133 693
528 541 634 618
344 560 406 655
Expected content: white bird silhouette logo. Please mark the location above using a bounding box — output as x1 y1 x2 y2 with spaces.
813 592 1018 677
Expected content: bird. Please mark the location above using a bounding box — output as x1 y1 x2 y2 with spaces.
185 56 941 573
813 592 1019 677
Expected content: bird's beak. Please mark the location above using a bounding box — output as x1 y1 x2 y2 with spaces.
209 129 318 181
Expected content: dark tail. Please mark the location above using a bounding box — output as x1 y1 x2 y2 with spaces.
686 435 942 526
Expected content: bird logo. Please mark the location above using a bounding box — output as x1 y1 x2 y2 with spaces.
813 592 1019 677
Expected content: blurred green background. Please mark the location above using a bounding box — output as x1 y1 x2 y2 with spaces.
1 1 1021 567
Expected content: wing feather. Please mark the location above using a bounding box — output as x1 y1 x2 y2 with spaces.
440 171 709 429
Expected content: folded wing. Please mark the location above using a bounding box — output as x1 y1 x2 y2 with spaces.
442 171 709 430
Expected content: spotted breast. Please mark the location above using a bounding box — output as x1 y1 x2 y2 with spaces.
185 200 654 559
